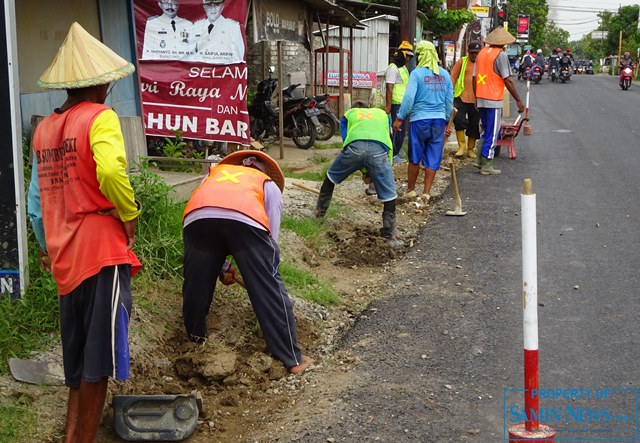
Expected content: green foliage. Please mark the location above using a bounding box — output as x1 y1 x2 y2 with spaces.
163 130 187 158
506 0 549 52
599 6 640 57
371 0 474 39
278 261 339 307
129 163 184 281
0 398 40 441
281 166 327 182
425 8 475 38
281 214 328 248
541 21 570 54
0 228 59 375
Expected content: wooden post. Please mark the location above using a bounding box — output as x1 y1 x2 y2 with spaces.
278 41 284 159
338 26 344 118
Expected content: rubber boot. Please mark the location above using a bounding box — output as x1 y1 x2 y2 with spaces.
380 211 403 248
454 130 466 157
467 138 477 159
365 183 377 196
480 156 501 175
313 191 333 216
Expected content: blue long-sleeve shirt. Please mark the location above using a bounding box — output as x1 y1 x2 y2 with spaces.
397 66 453 123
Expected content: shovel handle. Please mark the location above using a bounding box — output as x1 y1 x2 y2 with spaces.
448 158 463 208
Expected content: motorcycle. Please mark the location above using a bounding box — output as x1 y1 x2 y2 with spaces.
313 94 340 141
249 67 321 149
549 65 558 82
559 65 571 83
585 62 594 75
530 65 543 84
620 66 633 90
518 66 531 82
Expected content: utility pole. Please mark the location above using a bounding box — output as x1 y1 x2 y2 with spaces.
400 0 417 48
617 30 622 75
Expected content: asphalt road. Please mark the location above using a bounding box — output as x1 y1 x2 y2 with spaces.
282 74 640 442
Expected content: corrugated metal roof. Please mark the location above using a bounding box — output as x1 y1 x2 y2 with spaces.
302 0 364 28
336 0 428 21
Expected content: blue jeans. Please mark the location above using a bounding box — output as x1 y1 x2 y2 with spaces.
327 140 397 202
390 104 410 156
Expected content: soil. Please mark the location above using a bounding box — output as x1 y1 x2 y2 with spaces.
0 138 468 443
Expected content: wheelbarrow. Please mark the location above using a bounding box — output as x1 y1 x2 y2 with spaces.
495 114 529 160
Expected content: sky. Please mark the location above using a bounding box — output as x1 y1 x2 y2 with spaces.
547 0 639 40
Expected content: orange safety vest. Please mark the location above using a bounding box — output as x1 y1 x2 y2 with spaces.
32 102 141 295
183 164 271 232
475 47 504 101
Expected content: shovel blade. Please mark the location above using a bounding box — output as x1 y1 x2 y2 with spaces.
8 358 65 385
445 206 467 216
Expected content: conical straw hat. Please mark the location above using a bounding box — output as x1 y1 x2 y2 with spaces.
218 150 285 192
484 26 516 46
38 22 134 89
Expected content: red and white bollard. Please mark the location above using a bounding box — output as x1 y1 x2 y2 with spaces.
508 179 555 441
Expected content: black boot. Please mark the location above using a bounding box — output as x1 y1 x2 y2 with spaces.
311 178 334 217
380 210 403 248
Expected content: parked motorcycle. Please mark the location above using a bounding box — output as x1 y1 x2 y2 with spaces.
312 94 340 141
249 67 321 149
530 65 543 84
620 66 633 90
559 66 571 83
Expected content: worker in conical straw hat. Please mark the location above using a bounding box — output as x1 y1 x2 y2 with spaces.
28 22 140 442
392 40 454 203
472 27 524 175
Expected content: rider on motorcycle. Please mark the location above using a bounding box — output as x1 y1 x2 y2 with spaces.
619 51 635 87
560 51 572 69
532 49 545 79
519 49 533 79
548 48 560 79
619 51 635 70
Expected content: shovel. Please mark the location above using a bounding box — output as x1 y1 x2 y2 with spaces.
445 158 467 216
8 358 65 385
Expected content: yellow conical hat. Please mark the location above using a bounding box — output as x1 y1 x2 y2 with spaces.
38 22 135 89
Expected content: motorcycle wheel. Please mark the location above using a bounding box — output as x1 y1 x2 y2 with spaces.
624 79 631 90
534 77 541 84
292 115 316 149
249 116 268 140
560 77 566 83
315 113 336 141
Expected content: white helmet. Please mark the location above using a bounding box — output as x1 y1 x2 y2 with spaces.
537 49 542 54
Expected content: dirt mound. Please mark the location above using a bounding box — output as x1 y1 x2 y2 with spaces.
4 145 466 442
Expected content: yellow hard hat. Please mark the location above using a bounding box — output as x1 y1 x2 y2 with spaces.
397 40 414 57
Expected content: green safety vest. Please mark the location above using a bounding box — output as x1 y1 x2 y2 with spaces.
390 64 409 104
343 108 393 165
453 56 469 98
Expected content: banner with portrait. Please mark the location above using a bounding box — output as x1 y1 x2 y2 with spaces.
133 0 249 144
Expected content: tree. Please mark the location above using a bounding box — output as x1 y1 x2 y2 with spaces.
540 21 569 55
505 0 549 51
372 0 474 40
599 5 639 57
